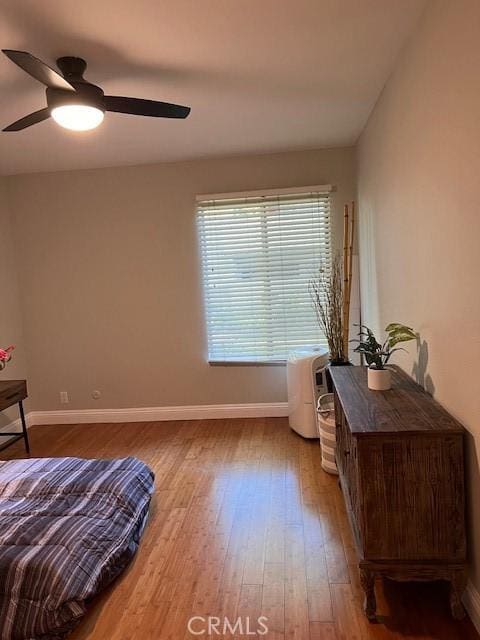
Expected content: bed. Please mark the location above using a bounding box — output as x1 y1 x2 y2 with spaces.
0 456 154 640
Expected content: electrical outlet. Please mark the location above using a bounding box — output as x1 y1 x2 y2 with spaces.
92 390 101 400
60 391 69 404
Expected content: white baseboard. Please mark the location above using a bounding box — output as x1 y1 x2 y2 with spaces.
463 580 480 632
28 402 289 426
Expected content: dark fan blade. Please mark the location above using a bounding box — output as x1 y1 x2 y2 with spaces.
105 96 190 119
2 50 75 91
3 108 50 132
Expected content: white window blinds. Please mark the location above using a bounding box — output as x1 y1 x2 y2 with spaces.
197 186 332 363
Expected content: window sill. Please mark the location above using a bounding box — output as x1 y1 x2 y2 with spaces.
208 360 287 367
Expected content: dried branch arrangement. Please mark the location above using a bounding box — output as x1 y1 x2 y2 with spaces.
309 255 345 363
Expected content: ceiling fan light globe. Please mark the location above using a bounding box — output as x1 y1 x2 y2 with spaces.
51 105 104 131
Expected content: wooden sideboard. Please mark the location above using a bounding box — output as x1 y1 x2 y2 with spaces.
329 365 467 620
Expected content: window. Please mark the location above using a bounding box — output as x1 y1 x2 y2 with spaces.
197 186 332 363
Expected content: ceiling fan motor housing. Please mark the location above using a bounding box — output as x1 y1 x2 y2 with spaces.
46 56 105 113
46 83 105 113
56 56 88 80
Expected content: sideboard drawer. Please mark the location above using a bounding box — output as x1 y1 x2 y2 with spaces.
335 393 362 548
358 434 465 561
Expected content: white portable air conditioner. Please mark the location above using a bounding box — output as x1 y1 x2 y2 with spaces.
287 347 329 438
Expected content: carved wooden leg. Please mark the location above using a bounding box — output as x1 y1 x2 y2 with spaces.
359 568 376 621
449 570 467 620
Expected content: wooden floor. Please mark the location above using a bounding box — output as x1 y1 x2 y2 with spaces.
4 418 479 639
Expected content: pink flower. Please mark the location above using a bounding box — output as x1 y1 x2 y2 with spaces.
0 345 14 362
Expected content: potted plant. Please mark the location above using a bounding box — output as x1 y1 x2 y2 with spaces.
352 324 416 390
0 345 14 371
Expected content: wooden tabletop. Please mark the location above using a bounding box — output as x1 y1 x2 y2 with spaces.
0 380 27 412
329 365 464 435
0 380 26 394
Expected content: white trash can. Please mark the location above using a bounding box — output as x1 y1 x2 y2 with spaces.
317 394 338 475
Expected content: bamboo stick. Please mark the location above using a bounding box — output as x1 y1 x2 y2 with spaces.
342 204 349 360
344 201 355 357
347 201 355 307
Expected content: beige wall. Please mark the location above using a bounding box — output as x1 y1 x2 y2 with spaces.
0 178 28 426
358 0 480 589
6 147 355 411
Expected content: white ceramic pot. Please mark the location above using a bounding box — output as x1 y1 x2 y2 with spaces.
367 367 391 391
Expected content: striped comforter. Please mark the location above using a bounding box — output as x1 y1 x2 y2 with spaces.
0 456 154 640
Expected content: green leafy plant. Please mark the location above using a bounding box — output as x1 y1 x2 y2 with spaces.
351 323 416 369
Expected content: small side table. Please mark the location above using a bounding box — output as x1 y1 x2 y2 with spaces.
0 380 30 454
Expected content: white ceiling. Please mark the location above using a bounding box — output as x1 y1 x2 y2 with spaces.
0 0 426 176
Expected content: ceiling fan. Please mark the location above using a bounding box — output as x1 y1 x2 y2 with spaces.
2 49 191 132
